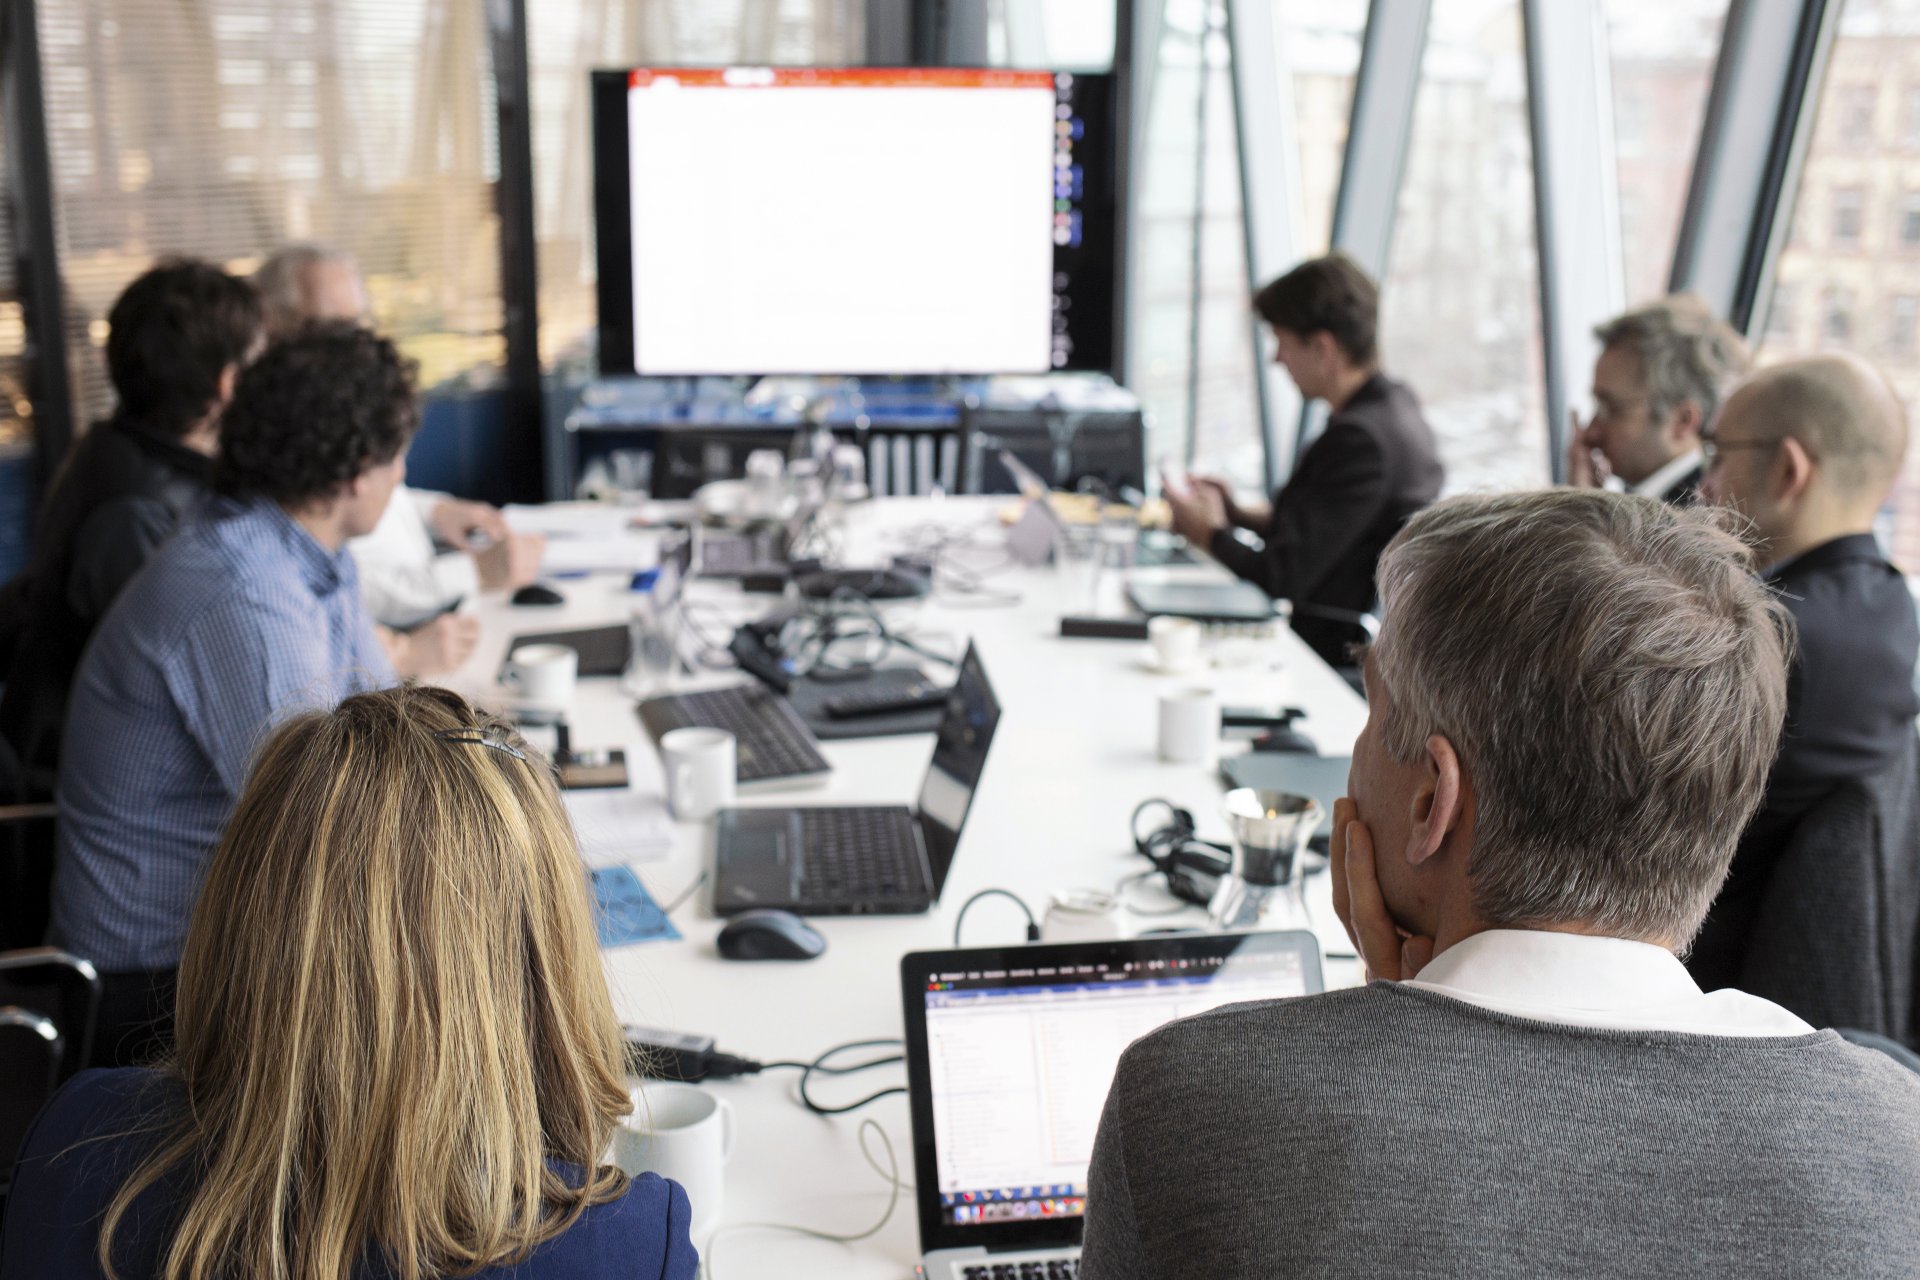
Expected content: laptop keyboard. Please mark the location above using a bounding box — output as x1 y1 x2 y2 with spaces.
796 807 922 900
637 685 829 783
961 1261 1078 1280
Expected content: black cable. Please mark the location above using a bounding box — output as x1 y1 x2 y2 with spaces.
952 888 1041 947
757 1038 907 1116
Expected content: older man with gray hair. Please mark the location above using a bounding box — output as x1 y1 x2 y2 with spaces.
1568 294 1751 503
1080 489 1920 1280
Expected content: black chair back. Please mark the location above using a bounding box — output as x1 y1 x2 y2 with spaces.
0 949 99 1081
0 1006 63 1198
1740 731 1920 1046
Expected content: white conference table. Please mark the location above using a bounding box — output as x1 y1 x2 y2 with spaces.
449 497 1368 1279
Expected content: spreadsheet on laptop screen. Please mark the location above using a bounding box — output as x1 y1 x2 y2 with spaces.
918 948 1312 1227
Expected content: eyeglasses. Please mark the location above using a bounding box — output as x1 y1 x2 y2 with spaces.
1698 434 1784 470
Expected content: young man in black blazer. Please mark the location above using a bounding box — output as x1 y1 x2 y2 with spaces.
1690 353 1920 987
1162 253 1444 670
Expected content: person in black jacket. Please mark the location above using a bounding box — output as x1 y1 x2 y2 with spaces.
1688 353 1920 988
1164 253 1444 669
0 259 263 779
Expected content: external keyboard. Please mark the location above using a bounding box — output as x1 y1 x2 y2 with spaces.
636 684 830 783
960 1260 1078 1280
795 807 921 899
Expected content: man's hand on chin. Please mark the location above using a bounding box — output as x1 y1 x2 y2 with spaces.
1330 796 1435 982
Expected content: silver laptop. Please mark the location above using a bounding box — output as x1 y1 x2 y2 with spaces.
899 931 1324 1279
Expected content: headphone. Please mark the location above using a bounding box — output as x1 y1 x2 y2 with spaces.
1131 798 1233 907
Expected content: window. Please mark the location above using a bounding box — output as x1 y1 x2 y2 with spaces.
1838 84 1878 146
526 2 864 377
1823 287 1855 345
35 0 507 443
1381 0 1547 492
1833 187 1865 246
1902 192 1920 247
1768 283 1797 341
1602 0 1732 305
1891 295 1919 354
1757 0 1920 570
1128 0 1367 490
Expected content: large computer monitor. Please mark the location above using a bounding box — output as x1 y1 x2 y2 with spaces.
591 67 1119 378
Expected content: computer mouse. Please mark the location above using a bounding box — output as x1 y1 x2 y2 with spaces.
511 582 565 607
716 909 826 962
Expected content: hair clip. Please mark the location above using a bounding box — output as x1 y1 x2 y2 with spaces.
432 726 529 761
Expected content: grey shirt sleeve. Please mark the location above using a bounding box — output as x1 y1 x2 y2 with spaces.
1079 1074 1147 1280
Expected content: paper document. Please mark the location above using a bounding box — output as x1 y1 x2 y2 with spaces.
565 785 672 867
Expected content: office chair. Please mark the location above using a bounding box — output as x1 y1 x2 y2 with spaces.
0 733 57 950
1838 1027 1920 1077
0 1006 63 1204
0 948 100 1082
1734 732 1920 1047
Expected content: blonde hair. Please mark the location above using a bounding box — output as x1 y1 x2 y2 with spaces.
1372 490 1791 946
100 685 631 1280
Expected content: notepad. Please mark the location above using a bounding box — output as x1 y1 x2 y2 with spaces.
564 785 672 867
589 866 681 948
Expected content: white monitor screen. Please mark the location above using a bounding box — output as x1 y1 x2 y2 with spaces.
622 68 1066 376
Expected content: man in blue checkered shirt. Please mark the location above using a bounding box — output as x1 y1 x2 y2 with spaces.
50 324 415 1065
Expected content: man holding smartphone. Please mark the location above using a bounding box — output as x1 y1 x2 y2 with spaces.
1162 254 1443 671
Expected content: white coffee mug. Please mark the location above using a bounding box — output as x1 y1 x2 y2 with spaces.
1157 686 1219 764
1041 889 1133 942
1148 616 1204 671
502 643 578 712
610 1081 733 1236
660 727 736 821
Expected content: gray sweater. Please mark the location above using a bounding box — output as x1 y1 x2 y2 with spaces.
1081 984 1920 1279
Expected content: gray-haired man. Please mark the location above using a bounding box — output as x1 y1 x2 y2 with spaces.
1568 294 1750 503
1080 490 1920 1279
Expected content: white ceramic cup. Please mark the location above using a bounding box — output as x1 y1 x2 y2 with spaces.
1041 888 1133 942
1157 686 1219 764
660 727 736 821
502 643 578 712
1147 616 1204 671
610 1081 734 1236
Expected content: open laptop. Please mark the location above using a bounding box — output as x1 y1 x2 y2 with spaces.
711 643 1000 916
900 931 1325 1279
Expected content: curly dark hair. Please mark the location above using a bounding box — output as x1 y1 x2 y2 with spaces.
107 258 264 438
216 322 420 506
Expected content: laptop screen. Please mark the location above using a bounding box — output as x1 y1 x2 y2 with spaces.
900 932 1322 1255
916 644 1000 898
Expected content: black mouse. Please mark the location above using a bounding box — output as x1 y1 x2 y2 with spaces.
716 909 826 961
511 583 565 607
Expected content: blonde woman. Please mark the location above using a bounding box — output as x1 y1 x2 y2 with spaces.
0 686 697 1279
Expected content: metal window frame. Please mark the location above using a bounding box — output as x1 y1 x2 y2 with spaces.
2 0 76 489
1223 0 1305 492
1523 0 1625 483
1670 0 1841 338
485 0 546 505
1314 0 1430 467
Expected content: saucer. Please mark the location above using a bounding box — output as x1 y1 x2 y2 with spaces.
1136 646 1208 675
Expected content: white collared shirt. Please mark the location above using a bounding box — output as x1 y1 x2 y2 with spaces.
347 485 479 627
1400 929 1814 1036
1630 448 1704 502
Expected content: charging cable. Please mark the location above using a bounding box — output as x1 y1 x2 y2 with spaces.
951 888 1040 946
699 1117 903 1280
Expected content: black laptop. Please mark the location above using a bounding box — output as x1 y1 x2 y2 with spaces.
1126 579 1278 623
900 932 1325 1279
711 643 1000 916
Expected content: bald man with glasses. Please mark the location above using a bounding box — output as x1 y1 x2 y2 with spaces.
1692 353 1920 989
